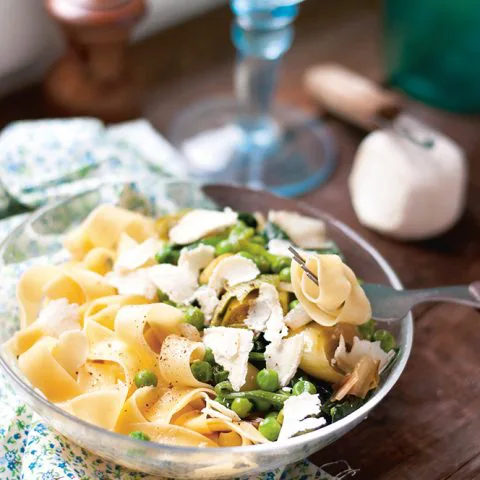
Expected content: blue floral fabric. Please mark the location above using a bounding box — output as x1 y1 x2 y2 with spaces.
0 119 357 480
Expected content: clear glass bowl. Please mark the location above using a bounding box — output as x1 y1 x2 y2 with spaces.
0 180 413 478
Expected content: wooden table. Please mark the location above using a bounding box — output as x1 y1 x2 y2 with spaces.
1 0 479 477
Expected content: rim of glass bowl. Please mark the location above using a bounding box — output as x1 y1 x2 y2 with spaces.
0 181 413 455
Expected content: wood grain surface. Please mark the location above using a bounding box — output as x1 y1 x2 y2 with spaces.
0 0 478 478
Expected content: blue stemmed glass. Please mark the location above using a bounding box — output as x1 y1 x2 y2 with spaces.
168 0 336 197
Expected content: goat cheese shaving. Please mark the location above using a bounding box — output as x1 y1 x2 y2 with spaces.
192 285 219 324
201 394 241 422
268 239 294 258
203 327 254 391
268 211 327 249
265 334 304 386
208 255 259 294
334 335 393 373
284 304 311 330
169 208 238 245
114 238 162 272
178 244 215 274
36 299 81 337
278 392 326 440
244 283 287 343
149 264 198 305
106 268 157 300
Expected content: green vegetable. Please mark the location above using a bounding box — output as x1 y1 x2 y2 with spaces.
204 347 215 365
190 361 213 383
238 212 258 229
358 319 376 341
322 395 368 423
155 245 180 265
249 352 265 362
251 235 267 245
256 369 280 392
258 416 281 441
215 240 235 255
198 233 229 247
156 290 169 302
164 300 177 307
134 370 158 388
251 254 271 273
271 256 291 274
292 380 317 396
373 329 396 352
279 267 291 282
265 411 278 420
288 299 299 311
262 221 290 242
231 398 253 418
183 306 205 331
213 365 230 384
277 409 284 425
221 390 290 409
228 222 255 250
253 398 271 412
129 431 151 441
214 396 231 408
214 381 234 396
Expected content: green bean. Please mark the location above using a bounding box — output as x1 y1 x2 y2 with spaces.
222 390 289 409
214 381 234 396
215 240 235 255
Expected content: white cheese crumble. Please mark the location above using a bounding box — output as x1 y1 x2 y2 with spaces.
268 210 327 249
201 394 241 422
265 334 304 386
208 254 260 294
36 298 81 337
178 244 215 274
149 264 198 305
192 285 219 324
244 283 287 343
105 268 157 300
202 327 254 391
114 238 162 273
278 392 326 441
267 239 294 258
169 208 238 245
284 304 311 330
334 335 394 373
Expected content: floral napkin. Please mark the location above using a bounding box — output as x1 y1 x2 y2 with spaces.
0 119 356 480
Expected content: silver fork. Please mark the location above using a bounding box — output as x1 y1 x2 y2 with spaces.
288 247 480 322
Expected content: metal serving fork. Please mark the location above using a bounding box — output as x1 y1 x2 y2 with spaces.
289 247 480 322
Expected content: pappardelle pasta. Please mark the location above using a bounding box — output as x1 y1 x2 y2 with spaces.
5 204 397 447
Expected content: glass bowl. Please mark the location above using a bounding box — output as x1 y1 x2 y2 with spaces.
0 180 413 478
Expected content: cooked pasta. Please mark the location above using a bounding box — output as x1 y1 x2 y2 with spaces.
5 204 397 447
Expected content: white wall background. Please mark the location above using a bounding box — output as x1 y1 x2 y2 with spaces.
0 0 225 96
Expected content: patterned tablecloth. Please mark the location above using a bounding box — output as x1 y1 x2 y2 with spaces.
0 119 356 480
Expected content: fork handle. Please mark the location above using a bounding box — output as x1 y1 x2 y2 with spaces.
406 282 480 309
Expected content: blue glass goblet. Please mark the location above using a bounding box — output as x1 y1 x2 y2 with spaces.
168 0 336 197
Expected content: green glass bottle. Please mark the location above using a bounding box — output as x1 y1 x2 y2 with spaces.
384 0 480 112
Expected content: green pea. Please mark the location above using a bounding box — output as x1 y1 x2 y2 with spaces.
292 380 317 396
214 381 234 396
373 329 396 352
265 411 278 420
251 235 267 245
256 369 280 392
190 361 213 383
238 212 258 229
215 240 235 255
279 267 291 282
134 370 158 388
271 256 291 273
358 319 376 341
183 306 205 331
155 245 180 265
129 431 150 441
253 398 271 412
258 416 281 441
288 299 300 311
231 397 254 418
157 290 169 302
204 347 215 365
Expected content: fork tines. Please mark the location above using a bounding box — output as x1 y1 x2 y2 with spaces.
288 246 319 285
